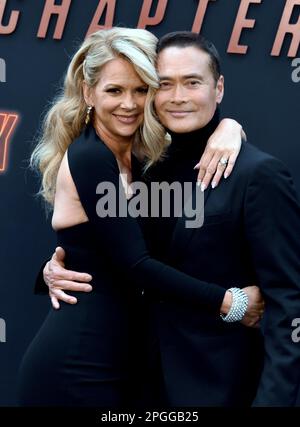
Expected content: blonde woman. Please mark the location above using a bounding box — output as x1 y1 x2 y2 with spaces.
18 28 262 406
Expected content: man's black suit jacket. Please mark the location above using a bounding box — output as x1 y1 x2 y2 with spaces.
145 142 300 407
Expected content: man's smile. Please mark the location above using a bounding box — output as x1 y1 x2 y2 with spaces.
166 110 193 117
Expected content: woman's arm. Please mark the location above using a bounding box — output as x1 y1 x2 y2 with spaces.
44 247 263 328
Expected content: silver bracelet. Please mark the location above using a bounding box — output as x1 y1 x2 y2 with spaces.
220 287 248 323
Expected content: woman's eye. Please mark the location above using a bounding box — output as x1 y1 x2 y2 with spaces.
137 87 148 94
106 88 121 94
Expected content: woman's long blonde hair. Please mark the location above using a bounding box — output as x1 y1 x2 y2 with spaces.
31 28 168 205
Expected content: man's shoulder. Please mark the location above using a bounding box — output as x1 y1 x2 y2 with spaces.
234 142 288 181
238 142 275 166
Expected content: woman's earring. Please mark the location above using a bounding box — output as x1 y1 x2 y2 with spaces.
85 105 93 125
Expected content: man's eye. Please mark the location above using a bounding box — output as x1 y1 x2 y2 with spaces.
188 80 200 87
159 82 171 89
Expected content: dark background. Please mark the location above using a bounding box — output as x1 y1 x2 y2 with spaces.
0 0 299 406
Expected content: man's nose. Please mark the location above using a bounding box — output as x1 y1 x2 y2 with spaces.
170 84 187 103
120 92 137 110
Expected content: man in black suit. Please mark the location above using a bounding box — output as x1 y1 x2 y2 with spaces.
40 32 300 406
140 32 300 407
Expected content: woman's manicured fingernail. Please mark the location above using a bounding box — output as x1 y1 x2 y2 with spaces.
201 183 207 192
211 181 217 189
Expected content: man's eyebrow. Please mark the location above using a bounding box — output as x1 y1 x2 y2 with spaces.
158 74 204 80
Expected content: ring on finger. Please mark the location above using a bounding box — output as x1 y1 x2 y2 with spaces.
219 157 229 167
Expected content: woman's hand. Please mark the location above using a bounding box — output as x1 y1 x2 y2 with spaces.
240 285 265 328
221 285 265 328
194 118 246 191
43 247 93 309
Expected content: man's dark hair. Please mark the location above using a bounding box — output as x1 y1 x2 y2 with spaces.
157 32 221 84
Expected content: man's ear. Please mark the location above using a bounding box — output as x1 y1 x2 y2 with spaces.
216 75 224 104
82 81 93 106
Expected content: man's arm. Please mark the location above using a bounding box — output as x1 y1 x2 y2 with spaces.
244 156 300 406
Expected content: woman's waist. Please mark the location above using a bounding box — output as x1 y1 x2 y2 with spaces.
57 246 137 298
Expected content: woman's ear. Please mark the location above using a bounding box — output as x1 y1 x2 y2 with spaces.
82 81 93 106
216 75 224 104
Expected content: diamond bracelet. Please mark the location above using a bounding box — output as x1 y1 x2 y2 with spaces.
220 287 248 323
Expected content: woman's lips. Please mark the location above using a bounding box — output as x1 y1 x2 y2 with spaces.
114 114 139 124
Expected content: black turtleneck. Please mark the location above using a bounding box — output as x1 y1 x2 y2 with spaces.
147 110 220 183
142 112 220 261
167 109 220 163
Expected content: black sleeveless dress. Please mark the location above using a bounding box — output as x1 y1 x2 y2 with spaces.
18 126 225 406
